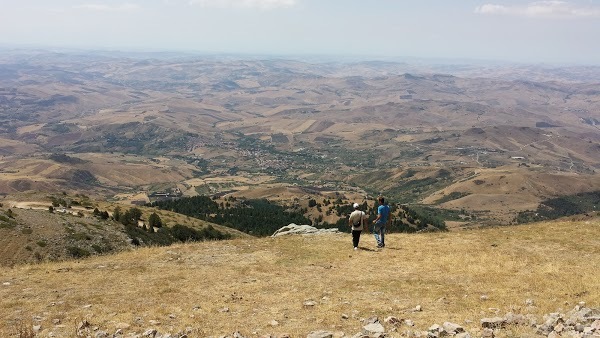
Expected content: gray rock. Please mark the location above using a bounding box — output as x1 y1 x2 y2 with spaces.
442 322 464 333
363 323 385 335
384 316 401 325
428 324 442 333
307 331 334 338
504 312 528 326
554 322 565 332
272 224 339 237
481 317 506 329
364 317 379 325
143 329 157 337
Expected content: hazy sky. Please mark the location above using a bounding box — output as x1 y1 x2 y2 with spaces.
1 0 600 64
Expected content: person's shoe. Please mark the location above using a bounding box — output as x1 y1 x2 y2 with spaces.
354 247 358 250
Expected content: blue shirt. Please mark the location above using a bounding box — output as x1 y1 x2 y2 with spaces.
376 204 390 224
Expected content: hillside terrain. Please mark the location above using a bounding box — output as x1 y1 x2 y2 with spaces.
0 193 248 266
0 217 598 337
1 49 600 229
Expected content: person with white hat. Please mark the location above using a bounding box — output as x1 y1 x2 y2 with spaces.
348 202 366 250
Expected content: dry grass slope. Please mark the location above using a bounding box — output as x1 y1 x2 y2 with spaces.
1 218 599 337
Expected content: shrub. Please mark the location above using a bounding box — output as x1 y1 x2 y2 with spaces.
67 246 90 258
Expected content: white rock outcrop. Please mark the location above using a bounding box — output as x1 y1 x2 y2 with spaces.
271 224 339 237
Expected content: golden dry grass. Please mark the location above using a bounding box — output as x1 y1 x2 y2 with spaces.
0 218 599 337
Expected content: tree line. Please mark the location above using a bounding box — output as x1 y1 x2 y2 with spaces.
149 196 311 237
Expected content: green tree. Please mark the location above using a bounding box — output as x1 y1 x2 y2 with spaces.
113 206 122 222
129 207 142 222
148 212 163 228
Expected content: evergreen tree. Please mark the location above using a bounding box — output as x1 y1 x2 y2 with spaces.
113 206 122 222
148 212 163 228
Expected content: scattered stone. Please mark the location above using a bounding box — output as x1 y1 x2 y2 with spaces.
364 317 379 325
52 319 61 325
443 322 464 334
303 300 317 307
341 314 349 319
414 305 422 312
504 312 527 326
307 330 334 338
428 324 442 333
481 317 506 329
142 328 157 337
480 295 489 301
219 307 230 313
2 282 10 286
363 323 385 335
149 320 161 325
384 316 401 325
481 328 494 338
525 299 535 306
33 325 41 332
269 319 279 326
77 320 90 331
82 304 93 309
94 331 109 338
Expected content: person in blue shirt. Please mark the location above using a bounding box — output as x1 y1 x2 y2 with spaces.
372 196 390 248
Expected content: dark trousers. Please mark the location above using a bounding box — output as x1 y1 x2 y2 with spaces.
352 230 362 248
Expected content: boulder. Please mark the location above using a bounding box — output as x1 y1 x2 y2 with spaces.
272 224 339 237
